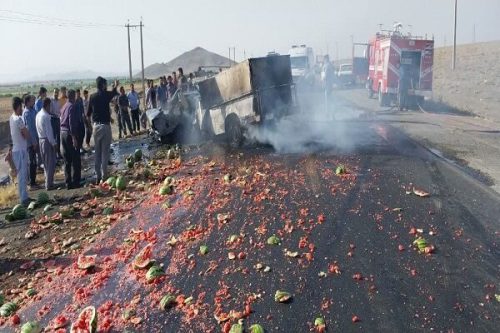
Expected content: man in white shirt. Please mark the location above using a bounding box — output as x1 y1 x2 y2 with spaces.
8 97 30 204
36 97 57 190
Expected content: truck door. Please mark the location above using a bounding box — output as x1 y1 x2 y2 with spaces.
400 51 422 90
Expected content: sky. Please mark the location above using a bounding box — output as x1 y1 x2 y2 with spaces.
0 0 499 83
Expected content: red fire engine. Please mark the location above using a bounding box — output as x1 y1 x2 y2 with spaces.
366 24 434 108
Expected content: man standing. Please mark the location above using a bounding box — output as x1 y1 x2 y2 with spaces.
22 95 39 189
321 55 335 113
118 86 134 136
58 86 68 109
145 80 157 110
8 97 30 205
75 89 87 151
127 83 141 133
36 98 56 190
87 77 118 183
172 72 178 89
35 87 47 112
156 76 168 110
60 90 83 189
82 89 92 150
51 88 62 159
178 67 188 91
166 75 176 100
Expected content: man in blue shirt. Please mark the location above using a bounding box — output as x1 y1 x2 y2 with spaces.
22 94 39 188
35 87 47 112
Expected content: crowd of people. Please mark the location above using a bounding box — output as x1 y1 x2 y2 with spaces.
5 66 195 206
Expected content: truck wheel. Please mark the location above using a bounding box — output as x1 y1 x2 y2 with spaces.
225 114 243 148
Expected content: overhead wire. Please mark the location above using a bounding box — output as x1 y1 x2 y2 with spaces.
0 9 122 28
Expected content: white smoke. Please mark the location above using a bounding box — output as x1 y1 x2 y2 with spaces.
245 92 366 153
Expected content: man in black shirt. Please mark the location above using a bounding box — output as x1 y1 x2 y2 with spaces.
86 76 118 183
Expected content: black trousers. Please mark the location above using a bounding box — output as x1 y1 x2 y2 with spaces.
120 109 134 135
51 117 61 157
61 131 81 187
27 145 37 186
131 108 140 132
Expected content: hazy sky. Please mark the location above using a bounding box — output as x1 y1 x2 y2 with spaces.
1 0 499 82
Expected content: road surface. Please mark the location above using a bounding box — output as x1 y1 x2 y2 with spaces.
3 95 499 333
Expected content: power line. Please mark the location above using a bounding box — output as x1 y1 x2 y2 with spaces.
0 9 122 28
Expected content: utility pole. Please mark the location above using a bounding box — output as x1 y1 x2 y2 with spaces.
125 21 133 83
452 0 457 70
228 47 231 67
139 19 146 109
473 24 476 43
335 41 339 63
233 47 236 63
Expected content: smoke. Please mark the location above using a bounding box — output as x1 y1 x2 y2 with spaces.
245 91 365 153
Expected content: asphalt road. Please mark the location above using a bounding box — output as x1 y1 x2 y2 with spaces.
9 98 500 333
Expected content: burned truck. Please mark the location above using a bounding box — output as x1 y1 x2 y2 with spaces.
195 55 297 146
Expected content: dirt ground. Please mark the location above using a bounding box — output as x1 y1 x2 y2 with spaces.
433 41 500 123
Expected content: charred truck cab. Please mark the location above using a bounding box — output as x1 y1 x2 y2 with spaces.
196 55 297 146
367 24 434 109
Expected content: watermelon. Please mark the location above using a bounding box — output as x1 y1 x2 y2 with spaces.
60 206 75 218
115 176 127 191
249 324 264 333
105 176 116 188
0 294 3 305
159 294 176 310
133 244 154 269
21 321 42 333
0 301 17 317
4 214 14 222
229 324 243 333
145 265 164 282
134 149 143 161
126 158 134 169
163 176 174 185
37 192 50 205
77 255 97 270
167 149 175 159
143 168 152 179
121 308 136 320
43 204 52 213
89 188 101 198
159 185 173 196
70 306 97 333
274 290 292 303
12 204 27 220
102 207 113 215
314 317 326 330
413 238 428 252
25 288 37 297
267 235 280 246
27 201 37 211
199 245 209 255
335 165 346 175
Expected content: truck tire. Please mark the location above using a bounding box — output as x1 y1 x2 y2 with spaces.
225 114 243 148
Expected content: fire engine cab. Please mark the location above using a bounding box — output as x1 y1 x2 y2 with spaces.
367 24 434 108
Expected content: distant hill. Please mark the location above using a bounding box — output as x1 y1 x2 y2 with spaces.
138 47 235 79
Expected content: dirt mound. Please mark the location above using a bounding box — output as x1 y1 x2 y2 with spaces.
139 47 235 79
433 41 500 122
